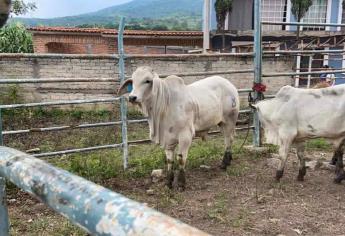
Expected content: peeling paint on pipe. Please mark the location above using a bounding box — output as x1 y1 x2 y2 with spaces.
0 147 211 236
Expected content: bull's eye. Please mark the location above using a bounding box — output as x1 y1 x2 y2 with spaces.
145 80 151 84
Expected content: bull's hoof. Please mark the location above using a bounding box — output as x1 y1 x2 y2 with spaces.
275 170 284 182
166 171 174 189
297 167 307 182
330 159 337 166
334 172 345 184
297 175 304 182
220 163 228 170
177 169 186 191
221 151 232 170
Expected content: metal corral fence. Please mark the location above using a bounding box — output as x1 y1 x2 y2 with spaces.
0 18 256 168
0 17 257 235
2 1 345 234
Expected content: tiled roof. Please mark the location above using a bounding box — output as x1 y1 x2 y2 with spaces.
28 27 203 37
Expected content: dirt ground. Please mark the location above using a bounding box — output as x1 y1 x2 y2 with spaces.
7 149 345 236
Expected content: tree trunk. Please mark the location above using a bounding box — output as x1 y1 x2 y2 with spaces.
296 25 300 42
0 0 11 27
222 33 225 51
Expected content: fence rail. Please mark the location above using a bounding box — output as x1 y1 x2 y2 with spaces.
261 21 345 27
0 98 120 109
0 146 210 236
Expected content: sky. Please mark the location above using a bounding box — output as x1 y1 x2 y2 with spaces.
21 0 132 18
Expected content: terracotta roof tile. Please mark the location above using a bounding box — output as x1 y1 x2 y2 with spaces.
28 26 203 37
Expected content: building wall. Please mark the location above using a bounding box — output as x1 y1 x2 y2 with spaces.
33 34 115 54
32 33 202 54
221 0 343 32
0 53 294 104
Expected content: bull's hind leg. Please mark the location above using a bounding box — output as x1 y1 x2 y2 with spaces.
334 140 345 184
165 148 176 189
330 152 338 166
176 132 193 191
220 122 236 170
296 142 307 181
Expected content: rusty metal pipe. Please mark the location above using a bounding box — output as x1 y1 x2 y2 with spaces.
0 146 210 236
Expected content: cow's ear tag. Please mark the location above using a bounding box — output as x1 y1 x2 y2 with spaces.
127 83 133 92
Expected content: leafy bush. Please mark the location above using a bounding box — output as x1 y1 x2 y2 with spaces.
0 23 34 53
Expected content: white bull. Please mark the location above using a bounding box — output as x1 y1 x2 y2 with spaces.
253 85 345 182
118 66 240 190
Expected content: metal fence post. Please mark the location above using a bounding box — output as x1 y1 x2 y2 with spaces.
0 177 9 236
253 0 262 147
0 109 3 146
0 109 9 236
118 17 129 169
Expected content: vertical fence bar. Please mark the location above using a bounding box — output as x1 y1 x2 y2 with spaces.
203 0 210 53
294 55 301 87
0 109 3 146
307 55 312 88
0 177 9 236
0 108 8 236
253 0 262 147
118 17 129 169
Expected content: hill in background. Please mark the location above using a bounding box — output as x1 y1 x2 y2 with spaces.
13 0 203 30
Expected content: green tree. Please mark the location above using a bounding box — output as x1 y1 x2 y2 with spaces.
215 0 232 51
11 0 36 15
291 0 313 40
214 0 232 31
0 23 34 53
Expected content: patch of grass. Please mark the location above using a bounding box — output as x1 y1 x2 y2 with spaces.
126 145 165 178
207 192 229 223
0 85 23 104
155 188 184 210
187 139 224 168
10 216 86 236
306 138 332 151
231 208 251 228
226 160 250 177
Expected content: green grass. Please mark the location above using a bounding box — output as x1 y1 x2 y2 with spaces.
206 192 229 223
306 138 332 151
10 216 86 236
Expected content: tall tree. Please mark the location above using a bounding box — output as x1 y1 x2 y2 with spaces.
0 0 36 27
214 0 232 51
11 0 36 15
291 0 313 41
215 0 232 31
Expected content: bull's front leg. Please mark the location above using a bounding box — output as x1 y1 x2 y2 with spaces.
334 149 345 184
276 140 291 181
296 143 306 181
165 149 175 189
177 134 193 191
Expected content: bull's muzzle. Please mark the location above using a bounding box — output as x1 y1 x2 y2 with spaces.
129 95 137 103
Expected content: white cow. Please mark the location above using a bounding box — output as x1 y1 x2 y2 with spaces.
118 66 240 190
252 85 345 182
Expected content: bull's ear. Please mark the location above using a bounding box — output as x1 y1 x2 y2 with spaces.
117 79 133 96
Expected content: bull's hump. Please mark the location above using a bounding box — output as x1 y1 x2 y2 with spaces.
276 85 295 101
165 75 185 86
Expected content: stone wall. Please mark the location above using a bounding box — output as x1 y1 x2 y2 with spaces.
0 53 294 104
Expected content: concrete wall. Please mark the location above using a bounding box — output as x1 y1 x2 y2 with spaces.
0 53 294 104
